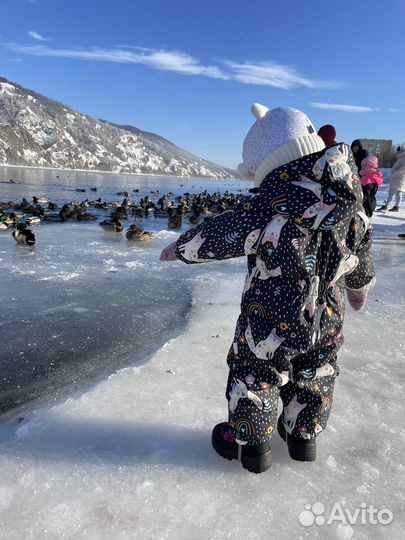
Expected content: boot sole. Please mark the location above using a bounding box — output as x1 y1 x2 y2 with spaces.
211 434 272 474
277 419 316 462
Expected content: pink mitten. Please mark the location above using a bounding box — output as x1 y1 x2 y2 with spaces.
159 241 178 261
346 288 368 311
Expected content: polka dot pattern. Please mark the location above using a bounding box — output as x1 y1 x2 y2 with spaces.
176 144 376 445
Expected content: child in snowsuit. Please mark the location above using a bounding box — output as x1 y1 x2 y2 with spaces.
359 155 384 217
160 104 375 473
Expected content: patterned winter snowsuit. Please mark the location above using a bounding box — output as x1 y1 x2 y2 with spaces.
175 144 375 445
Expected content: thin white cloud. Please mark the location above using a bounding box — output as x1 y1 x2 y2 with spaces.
28 31 50 42
6 44 229 80
310 101 379 113
388 108 400 113
223 60 344 90
4 43 346 90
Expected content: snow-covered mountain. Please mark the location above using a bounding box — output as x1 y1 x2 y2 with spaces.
0 77 238 179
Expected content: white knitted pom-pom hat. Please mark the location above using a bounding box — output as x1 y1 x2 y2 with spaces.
238 103 325 186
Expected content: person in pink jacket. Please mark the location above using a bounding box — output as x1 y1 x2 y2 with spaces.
359 155 384 217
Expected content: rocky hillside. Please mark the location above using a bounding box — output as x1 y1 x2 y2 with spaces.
0 77 237 179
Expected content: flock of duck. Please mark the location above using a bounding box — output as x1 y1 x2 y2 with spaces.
0 185 251 246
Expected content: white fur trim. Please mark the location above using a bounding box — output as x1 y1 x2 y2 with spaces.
238 162 255 181
251 103 269 120
254 134 325 187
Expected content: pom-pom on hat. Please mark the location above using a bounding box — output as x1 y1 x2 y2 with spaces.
238 103 325 187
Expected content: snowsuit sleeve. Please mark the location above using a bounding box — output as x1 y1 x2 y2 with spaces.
290 143 375 291
175 144 362 264
174 195 273 263
344 213 376 291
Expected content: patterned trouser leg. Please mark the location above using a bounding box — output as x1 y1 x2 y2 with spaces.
279 353 339 439
225 364 281 446
225 332 341 445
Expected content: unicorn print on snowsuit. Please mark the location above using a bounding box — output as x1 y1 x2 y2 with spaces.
243 256 282 294
229 379 272 413
177 231 207 262
283 395 307 434
260 215 289 248
245 324 286 361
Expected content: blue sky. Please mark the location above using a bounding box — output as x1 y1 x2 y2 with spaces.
1 0 404 168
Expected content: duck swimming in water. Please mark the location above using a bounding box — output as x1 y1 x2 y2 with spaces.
76 210 98 221
100 217 123 233
32 196 48 205
12 222 36 246
167 206 183 229
0 209 8 227
126 224 153 241
2 212 19 227
189 205 204 225
44 205 69 222
25 216 41 225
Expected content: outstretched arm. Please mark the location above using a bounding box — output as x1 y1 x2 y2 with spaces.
161 144 364 265
173 197 273 264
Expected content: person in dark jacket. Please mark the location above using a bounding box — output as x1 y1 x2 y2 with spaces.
350 139 368 172
160 104 375 473
318 124 337 148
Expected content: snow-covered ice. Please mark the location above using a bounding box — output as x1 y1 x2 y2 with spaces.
0 170 403 539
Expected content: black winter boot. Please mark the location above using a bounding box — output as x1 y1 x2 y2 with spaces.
277 417 316 462
211 422 272 474
377 205 387 211
388 206 399 212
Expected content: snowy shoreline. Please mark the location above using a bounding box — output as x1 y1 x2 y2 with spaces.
0 162 239 181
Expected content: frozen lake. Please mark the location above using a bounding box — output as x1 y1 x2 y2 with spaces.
0 166 250 417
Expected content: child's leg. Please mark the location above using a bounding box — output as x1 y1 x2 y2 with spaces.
361 185 375 217
279 352 339 439
368 184 378 216
225 364 280 445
